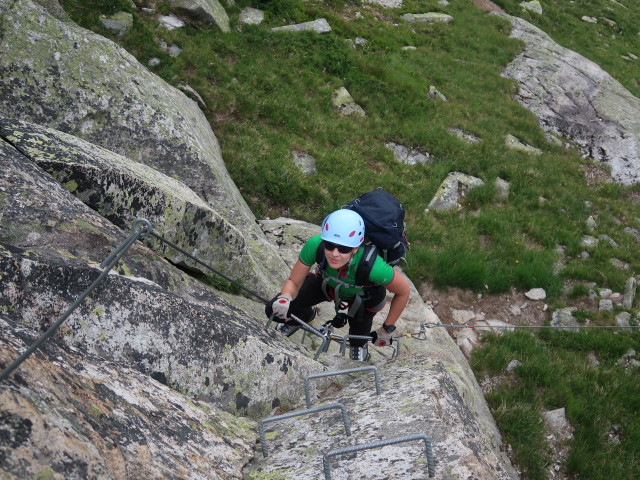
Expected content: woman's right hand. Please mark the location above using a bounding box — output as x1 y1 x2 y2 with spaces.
272 294 292 321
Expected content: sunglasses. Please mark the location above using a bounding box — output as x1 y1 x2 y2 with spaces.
324 241 353 254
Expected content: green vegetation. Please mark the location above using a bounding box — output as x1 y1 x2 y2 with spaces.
60 0 640 295
60 0 640 478
472 330 640 479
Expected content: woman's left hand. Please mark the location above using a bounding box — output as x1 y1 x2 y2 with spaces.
371 326 393 346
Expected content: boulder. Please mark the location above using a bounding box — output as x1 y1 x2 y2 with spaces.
401 12 454 24
551 308 579 329
0 0 287 299
448 128 481 144
520 1 542 15
495 177 510 199
238 7 264 28
1 316 256 480
1 116 277 298
292 150 317 175
500 13 640 185
615 311 632 327
347 37 369 49
385 142 431 165
100 11 134 37
168 0 230 32
0 137 324 418
505 134 542 155
623 276 637 308
599 298 614 311
525 288 546 300
332 87 366 116
428 85 448 101
364 0 402 8
271 18 331 34
427 172 485 211
158 14 186 30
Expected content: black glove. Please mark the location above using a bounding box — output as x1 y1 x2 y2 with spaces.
331 312 348 328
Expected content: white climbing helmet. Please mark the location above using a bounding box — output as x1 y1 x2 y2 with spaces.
320 209 365 248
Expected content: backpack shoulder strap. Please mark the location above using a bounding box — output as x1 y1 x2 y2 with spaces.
355 243 379 286
316 241 377 288
315 241 326 268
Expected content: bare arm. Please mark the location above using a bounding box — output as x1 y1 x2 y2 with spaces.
280 259 312 299
382 271 410 327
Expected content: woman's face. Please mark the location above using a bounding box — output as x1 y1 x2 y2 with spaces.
324 242 358 269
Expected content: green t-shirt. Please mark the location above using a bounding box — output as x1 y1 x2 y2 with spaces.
299 234 395 298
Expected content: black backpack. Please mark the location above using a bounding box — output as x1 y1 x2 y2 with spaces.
315 188 409 287
345 188 409 267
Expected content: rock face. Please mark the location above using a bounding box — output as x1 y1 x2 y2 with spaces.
0 0 287 298
500 13 640 185
1 196 519 477
250 219 519 479
1 116 271 295
244 358 513 479
0 136 324 419
0 1 521 478
1 317 256 480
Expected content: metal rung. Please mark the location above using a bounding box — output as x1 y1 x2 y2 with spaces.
389 336 401 358
322 433 436 479
266 314 324 339
305 366 381 408
275 317 400 360
339 334 401 359
258 403 351 457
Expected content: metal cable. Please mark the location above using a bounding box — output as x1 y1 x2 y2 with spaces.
0 219 152 382
148 230 270 305
407 322 640 340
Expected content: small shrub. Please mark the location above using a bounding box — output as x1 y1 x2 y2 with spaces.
464 182 496 209
568 284 590 298
157 1 171 15
254 0 306 23
572 309 590 324
96 0 133 14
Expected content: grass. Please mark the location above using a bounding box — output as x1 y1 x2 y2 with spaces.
471 330 640 479
58 0 640 478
